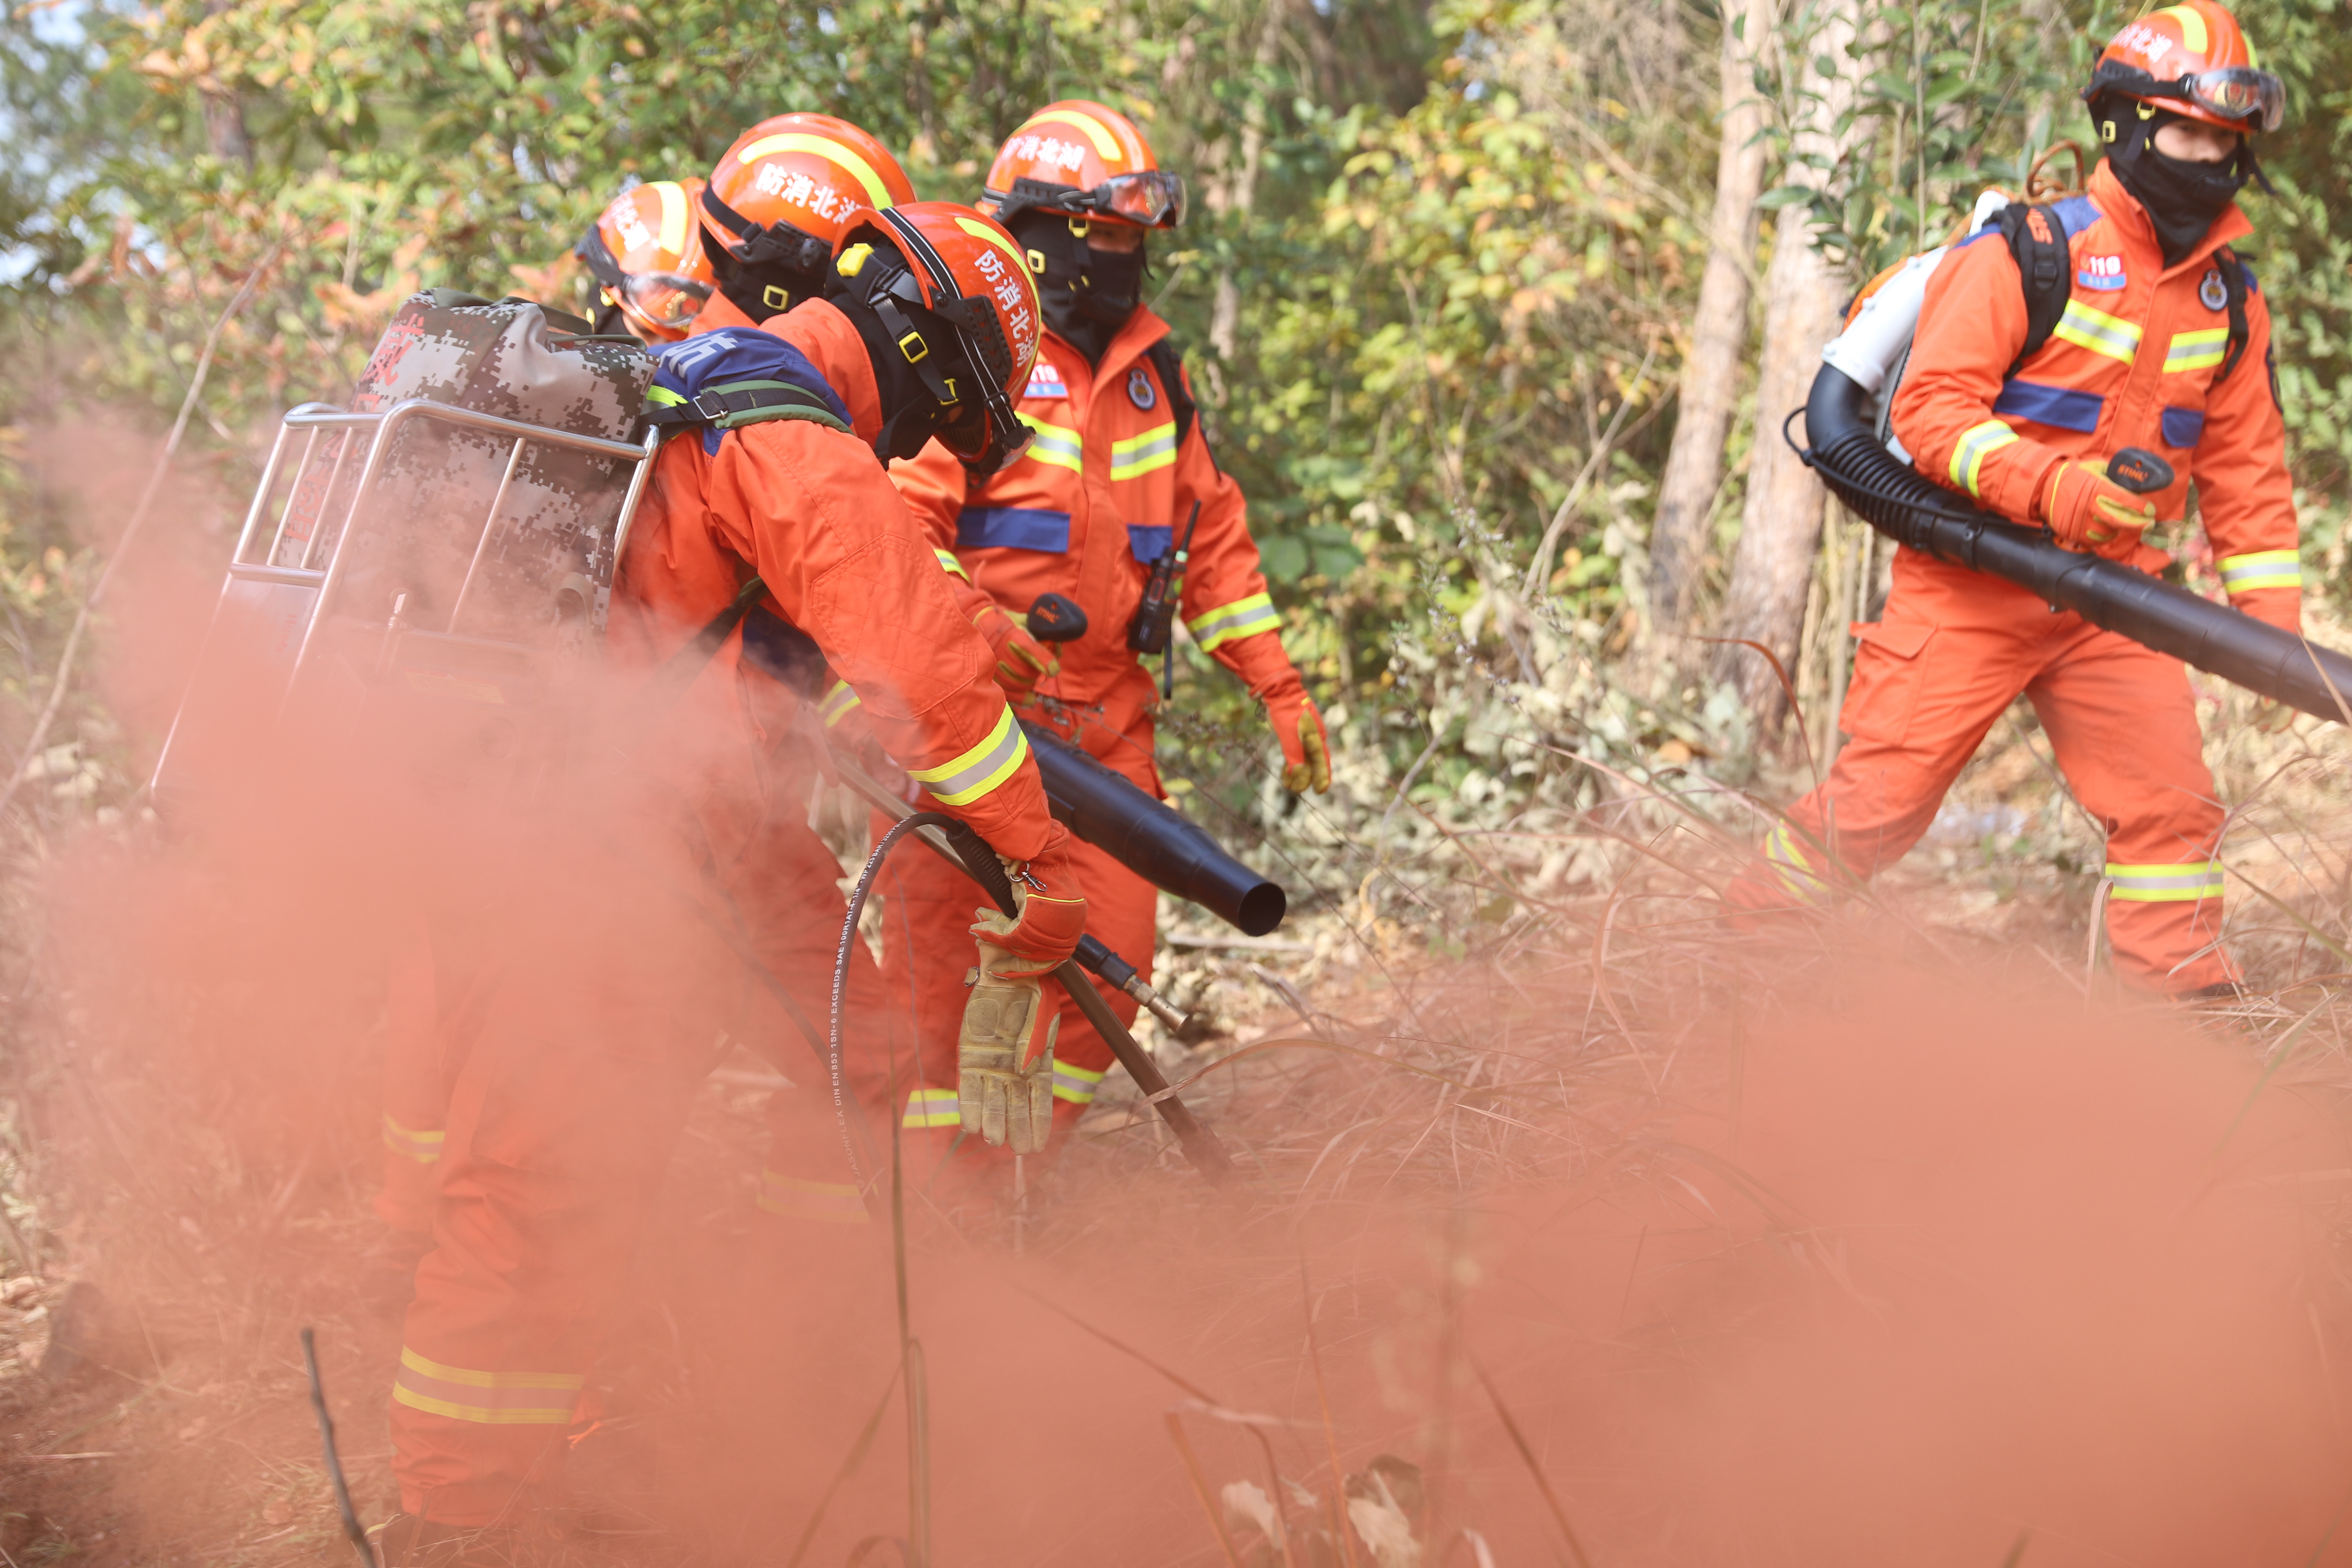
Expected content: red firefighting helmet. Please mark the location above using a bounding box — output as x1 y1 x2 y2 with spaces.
980 100 1185 238
574 179 715 342
833 202 1041 476
699 114 919 308
2085 1 2283 133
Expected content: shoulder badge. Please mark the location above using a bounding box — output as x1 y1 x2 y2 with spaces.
1127 366 1157 410
2200 268 2230 312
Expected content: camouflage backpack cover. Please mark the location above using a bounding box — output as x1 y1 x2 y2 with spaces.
278 289 654 644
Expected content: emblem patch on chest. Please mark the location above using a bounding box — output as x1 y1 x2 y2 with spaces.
1127 366 1157 410
2199 269 2230 311
1023 360 1068 400
2076 254 2127 291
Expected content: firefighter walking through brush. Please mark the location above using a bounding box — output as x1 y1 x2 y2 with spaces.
871 100 1329 1164
1727 0 2296 997
377 124 1089 1553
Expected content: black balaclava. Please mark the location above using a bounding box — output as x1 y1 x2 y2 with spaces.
706 243 828 326
2096 100 2253 267
828 284 969 462
1008 209 1146 369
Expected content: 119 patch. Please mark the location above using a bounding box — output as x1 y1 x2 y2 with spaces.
1127 366 1157 410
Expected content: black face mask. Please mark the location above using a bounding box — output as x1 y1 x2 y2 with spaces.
1009 210 1147 368
2097 103 2249 267
831 288 963 462
707 244 827 325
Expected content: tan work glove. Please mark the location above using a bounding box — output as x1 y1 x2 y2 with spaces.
956 931 1060 1153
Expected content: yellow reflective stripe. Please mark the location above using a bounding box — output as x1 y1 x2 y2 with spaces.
906 706 1029 807
1052 1059 1108 1105
2052 299 2143 365
2218 550 2301 593
652 180 689 259
392 1347 584 1425
756 1171 869 1224
1761 821 1836 905
903 1087 961 1128
646 386 688 407
2156 3 2207 52
1946 420 2019 499
382 1114 444 1165
1018 414 1083 473
2105 861 2224 903
955 216 1027 274
932 547 971 582
819 680 863 729
1016 108 1123 162
1185 592 1280 653
1109 420 1178 480
2164 327 2230 372
732 132 895 208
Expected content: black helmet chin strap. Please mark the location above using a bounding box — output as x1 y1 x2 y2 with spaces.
701 185 831 271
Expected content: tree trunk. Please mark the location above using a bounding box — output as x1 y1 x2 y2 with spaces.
200 0 253 167
1713 0 1860 735
1208 0 1290 370
1714 204 1848 730
1646 0 1771 641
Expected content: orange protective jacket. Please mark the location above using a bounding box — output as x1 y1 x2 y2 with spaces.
1892 161 2300 632
609 291 1057 860
887 306 1304 758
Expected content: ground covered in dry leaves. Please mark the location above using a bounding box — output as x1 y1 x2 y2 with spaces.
6 703 2352 1566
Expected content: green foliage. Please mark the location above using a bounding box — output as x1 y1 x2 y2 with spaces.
9 0 2352 845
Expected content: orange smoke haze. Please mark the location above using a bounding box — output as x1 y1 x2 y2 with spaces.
14 465 2352 1565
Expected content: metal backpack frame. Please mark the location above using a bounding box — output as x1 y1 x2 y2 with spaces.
151 395 661 797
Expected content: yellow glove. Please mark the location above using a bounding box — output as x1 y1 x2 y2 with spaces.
1265 688 1331 794
957 926 1059 1153
2251 694 2297 734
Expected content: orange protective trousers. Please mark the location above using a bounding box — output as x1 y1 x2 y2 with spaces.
874 709 1158 1150
385 758 903 1523
1733 548 2232 993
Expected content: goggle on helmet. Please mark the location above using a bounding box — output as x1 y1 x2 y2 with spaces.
989 170 1188 231
575 180 716 341
2087 58 2284 133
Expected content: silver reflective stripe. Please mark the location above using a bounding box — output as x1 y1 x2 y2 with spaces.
2104 861 2225 903
391 1347 584 1425
906 707 1029 807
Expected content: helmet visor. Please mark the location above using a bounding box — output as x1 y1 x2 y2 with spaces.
2183 66 2284 132
620 270 713 334
1092 171 1186 229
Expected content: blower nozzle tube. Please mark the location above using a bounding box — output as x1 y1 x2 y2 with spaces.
1020 721 1288 936
1799 363 2352 723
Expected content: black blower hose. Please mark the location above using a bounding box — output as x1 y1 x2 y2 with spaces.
1795 364 2352 723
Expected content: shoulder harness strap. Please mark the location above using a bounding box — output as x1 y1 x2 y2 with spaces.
1996 201 2072 378
2213 246 2252 383
643 327 854 440
1143 337 1197 449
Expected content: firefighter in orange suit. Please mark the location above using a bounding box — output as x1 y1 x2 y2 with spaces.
378 173 1087 1550
370 119 923 1255
1727 0 2295 996
873 100 1327 1156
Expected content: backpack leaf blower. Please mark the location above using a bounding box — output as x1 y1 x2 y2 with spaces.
1796 195 2352 723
